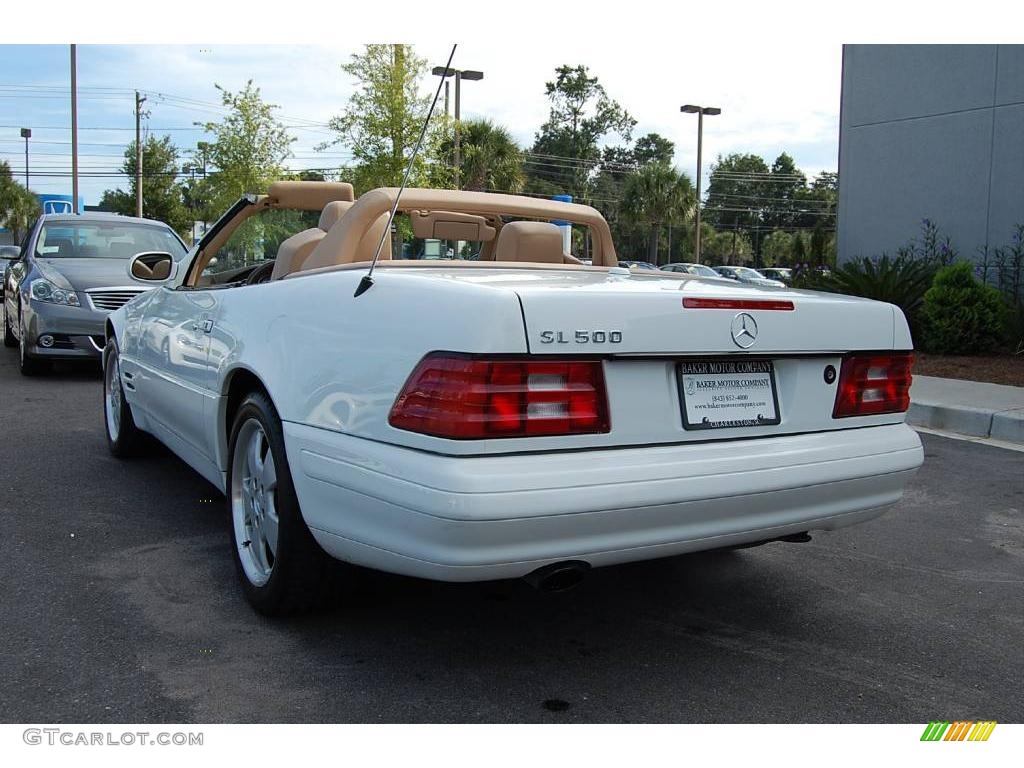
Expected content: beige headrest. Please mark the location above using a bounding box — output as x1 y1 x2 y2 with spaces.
493 221 565 263
301 212 393 271
270 228 325 280
409 210 496 242
319 200 351 231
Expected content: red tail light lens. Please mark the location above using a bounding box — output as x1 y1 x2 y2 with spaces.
389 354 610 439
832 353 914 418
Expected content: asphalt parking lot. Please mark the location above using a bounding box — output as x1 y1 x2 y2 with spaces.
1 352 1021 724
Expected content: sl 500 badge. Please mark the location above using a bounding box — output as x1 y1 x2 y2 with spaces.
539 330 623 344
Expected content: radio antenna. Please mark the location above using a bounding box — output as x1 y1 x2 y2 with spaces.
354 43 457 298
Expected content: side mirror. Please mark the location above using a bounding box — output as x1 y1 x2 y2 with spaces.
129 251 176 282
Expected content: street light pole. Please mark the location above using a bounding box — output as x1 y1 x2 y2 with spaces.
680 104 721 264
432 66 483 190
20 128 31 188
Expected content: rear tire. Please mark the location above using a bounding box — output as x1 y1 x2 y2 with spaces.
103 338 145 457
228 390 343 615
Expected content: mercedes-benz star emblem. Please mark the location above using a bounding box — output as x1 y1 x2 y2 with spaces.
730 312 758 348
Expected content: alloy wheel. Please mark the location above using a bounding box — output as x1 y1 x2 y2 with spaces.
231 419 280 587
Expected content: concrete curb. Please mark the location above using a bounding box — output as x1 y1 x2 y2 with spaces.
907 375 1024 445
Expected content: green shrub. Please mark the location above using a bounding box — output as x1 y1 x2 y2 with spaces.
920 262 1007 355
793 254 936 341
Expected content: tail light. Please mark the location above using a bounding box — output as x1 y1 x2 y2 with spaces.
389 354 610 439
833 353 914 418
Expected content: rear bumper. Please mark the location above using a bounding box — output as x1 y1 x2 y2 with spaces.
284 422 924 582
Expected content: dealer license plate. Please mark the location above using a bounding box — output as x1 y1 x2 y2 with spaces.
678 359 781 430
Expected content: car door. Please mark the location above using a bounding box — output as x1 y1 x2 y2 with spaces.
130 285 221 462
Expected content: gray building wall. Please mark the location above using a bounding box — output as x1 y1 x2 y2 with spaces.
838 45 1024 262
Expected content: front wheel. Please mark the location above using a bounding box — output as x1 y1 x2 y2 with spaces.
18 318 47 376
228 391 342 615
104 338 145 457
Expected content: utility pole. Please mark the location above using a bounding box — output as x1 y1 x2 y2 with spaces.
680 104 721 264
70 45 79 214
135 91 147 218
20 128 31 187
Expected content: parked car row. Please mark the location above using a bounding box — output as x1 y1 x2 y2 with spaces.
616 260 794 287
2 212 188 375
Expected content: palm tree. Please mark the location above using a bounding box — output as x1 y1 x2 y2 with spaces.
446 119 525 193
622 163 694 265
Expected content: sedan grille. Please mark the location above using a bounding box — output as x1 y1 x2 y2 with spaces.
86 288 148 312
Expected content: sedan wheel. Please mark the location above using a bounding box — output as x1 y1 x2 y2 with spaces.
227 391 344 615
18 318 47 376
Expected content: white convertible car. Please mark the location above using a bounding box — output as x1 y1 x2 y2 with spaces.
103 180 924 614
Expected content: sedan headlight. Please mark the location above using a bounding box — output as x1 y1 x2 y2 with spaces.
31 279 81 307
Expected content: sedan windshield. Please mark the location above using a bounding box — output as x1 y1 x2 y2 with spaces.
688 264 720 277
735 267 767 279
35 221 187 260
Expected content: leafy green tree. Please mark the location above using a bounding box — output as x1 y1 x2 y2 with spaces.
98 135 191 237
633 133 675 166
762 230 793 266
200 81 295 213
590 133 675 260
791 231 807 265
527 65 635 199
703 153 770 259
0 161 39 243
622 163 694 265
761 153 807 230
436 119 524 193
702 229 752 263
321 44 430 194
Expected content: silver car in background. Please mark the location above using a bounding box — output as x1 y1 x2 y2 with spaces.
3 213 188 375
712 265 787 288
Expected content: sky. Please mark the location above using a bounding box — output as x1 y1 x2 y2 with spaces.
0 42 843 206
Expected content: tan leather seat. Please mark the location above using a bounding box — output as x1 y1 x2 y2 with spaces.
493 221 566 263
271 201 352 280
300 212 393 272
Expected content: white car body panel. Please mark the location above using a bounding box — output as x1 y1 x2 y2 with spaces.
286 421 922 580
108 262 924 581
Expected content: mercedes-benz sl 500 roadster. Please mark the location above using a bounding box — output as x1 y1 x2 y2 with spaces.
102 180 923 614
